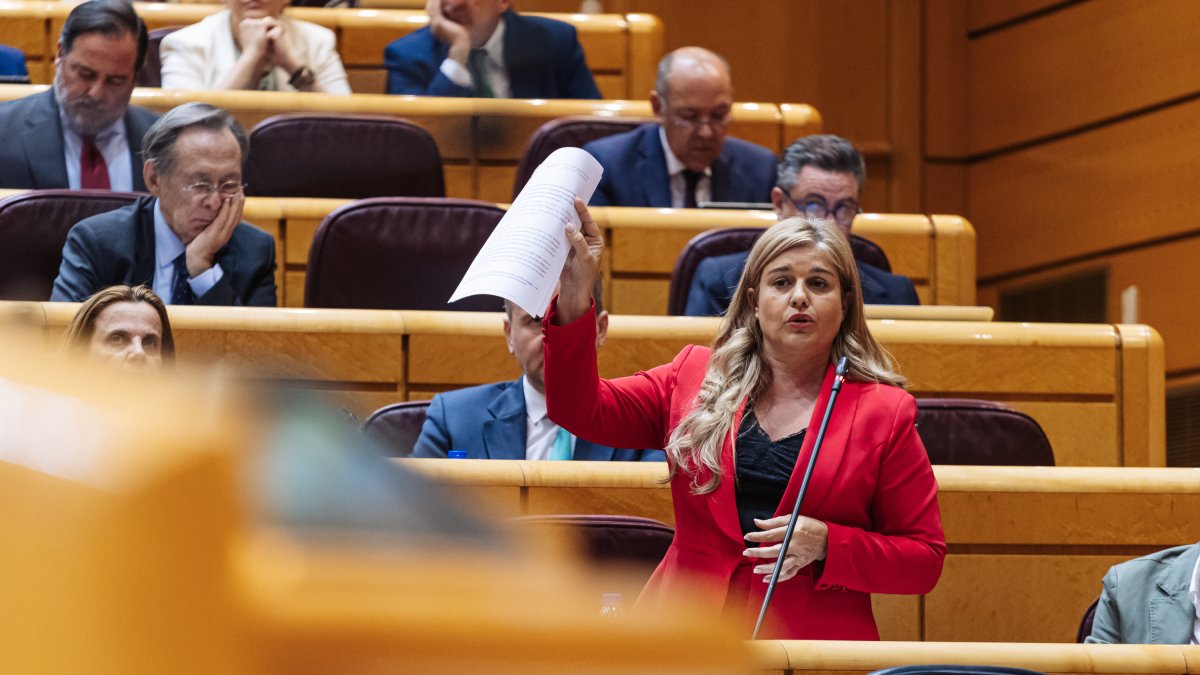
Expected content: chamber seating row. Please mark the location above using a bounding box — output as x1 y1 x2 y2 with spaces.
0 189 977 312
0 84 823 204
0 2 664 97
1 301 1162 468
403 460 1195 644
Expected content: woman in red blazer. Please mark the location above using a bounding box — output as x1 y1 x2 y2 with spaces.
543 200 945 640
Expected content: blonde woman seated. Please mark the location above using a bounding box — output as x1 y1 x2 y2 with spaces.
543 201 945 639
160 0 351 94
62 285 175 371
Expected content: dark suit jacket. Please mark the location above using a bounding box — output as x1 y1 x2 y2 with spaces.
0 89 157 190
684 250 920 316
1087 543 1200 644
50 196 277 306
584 123 777 208
412 377 664 461
384 10 601 99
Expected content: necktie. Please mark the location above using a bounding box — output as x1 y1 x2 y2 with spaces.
80 136 110 190
548 426 573 461
172 253 195 305
468 48 495 98
682 169 703 208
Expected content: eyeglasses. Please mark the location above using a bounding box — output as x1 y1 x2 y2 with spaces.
666 109 731 131
788 195 861 226
182 180 246 198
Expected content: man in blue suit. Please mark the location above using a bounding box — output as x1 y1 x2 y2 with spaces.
684 135 919 316
384 0 601 99
585 47 776 208
413 288 662 461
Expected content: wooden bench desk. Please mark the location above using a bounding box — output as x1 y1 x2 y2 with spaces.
402 461 1197 644
0 85 823 204
0 189 970 311
1 1 664 98
11 303 1161 468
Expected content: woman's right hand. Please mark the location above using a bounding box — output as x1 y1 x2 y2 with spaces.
556 198 603 325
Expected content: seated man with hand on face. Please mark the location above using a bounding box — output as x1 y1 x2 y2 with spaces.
685 134 918 316
585 47 776 208
51 103 277 307
413 285 663 461
0 0 157 190
384 0 601 99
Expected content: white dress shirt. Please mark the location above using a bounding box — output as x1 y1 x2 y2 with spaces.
58 112 132 192
659 126 712 208
522 376 574 460
438 19 511 98
1189 549 1200 644
152 199 223 303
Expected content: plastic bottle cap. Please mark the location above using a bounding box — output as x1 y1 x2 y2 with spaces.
447 450 468 459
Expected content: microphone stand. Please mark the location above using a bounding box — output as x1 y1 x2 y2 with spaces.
751 356 849 639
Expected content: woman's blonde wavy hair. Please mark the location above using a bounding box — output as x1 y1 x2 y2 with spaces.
664 217 903 493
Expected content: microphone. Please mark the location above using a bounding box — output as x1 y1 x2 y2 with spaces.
751 356 850 640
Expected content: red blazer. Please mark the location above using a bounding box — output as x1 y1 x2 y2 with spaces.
544 306 945 640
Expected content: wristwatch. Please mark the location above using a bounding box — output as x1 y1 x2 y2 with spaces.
289 65 315 89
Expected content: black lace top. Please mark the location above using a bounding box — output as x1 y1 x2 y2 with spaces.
734 410 807 537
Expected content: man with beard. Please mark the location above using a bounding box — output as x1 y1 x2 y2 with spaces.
0 0 157 191
585 47 776 208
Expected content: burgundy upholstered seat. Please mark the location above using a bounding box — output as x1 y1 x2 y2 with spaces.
666 226 892 315
0 190 143 300
244 114 445 199
136 26 182 88
304 197 505 311
362 400 431 458
915 398 1055 466
511 116 649 199
512 514 674 571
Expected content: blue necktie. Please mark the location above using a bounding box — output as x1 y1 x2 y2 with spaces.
548 426 573 461
172 253 194 305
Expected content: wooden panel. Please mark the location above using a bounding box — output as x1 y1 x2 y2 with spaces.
967 0 1200 154
923 0 968 159
969 96 1200 280
283 271 304 308
608 278 667 316
871 595 921 642
966 0 1071 33
926 554 1123 643
979 232 1200 381
930 214 975 306
1005 401 1118 467
624 14 663 99
0 10 45 57
443 163 473 200
593 74 625 101
475 165 516 205
346 68 385 95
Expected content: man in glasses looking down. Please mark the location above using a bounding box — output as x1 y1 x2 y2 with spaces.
585 46 776 208
52 103 277 306
683 134 918 316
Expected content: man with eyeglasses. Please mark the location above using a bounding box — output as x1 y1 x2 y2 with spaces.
52 103 277 306
585 46 776 208
683 134 918 316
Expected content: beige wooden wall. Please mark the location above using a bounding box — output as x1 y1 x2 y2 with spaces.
923 0 1200 395
523 0 924 216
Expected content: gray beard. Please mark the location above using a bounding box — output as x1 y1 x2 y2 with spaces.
53 72 124 136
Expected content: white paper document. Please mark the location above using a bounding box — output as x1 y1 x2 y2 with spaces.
449 147 603 317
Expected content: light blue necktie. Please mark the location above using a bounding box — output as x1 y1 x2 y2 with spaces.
548 426 573 461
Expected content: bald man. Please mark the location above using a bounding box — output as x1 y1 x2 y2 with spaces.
585 47 776 208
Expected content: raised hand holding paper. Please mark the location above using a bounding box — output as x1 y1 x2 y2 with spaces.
449 148 603 317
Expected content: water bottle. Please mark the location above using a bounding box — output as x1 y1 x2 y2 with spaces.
600 592 622 618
